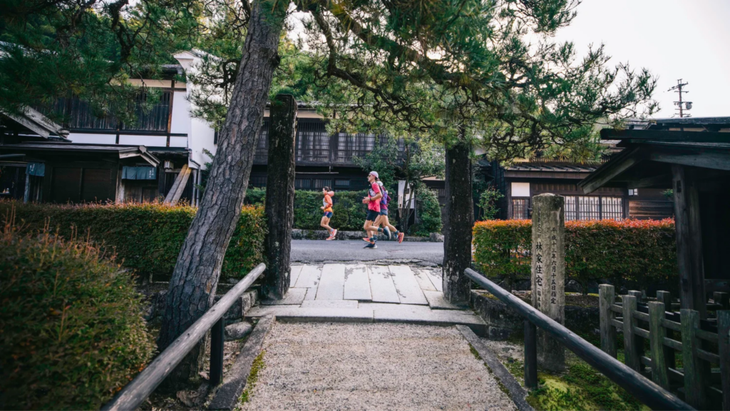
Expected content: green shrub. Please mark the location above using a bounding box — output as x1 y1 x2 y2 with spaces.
0 202 266 281
244 187 266 206
473 219 677 292
411 189 442 236
0 225 155 410
293 190 369 231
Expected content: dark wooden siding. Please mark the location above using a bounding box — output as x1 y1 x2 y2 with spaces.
40 91 171 132
628 200 674 219
254 120 384 167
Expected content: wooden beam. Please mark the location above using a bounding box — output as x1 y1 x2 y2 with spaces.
619 173 672 189
579 147 642 194
601 128 730 143
650 151 730 171
163 164 191 206
672 165 706 318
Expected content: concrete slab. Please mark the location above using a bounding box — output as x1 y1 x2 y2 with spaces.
389 265 428 305
261 288 307 305
368 265 400 303
363 303 486 328
343 264 372 301
424 268 443 292
304 287 316 301
315 264 345 300
301 300 359 309
295 265 321 288
289 265 303 287
246 305 374 323
412 267 437 292
424 290 468 310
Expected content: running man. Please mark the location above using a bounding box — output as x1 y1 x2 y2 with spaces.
320 186 337 240
375 181 405 243
362 171 382 248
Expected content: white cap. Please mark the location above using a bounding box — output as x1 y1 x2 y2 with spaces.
369 171 379 178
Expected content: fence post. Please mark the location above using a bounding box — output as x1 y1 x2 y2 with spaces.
648 301 670 389
599 284 617 358
210 318 225 386
623 294 642 372
681 309 709 409
629 289 643 303
524 320 538 389
657 290 672 310
718 310 730 411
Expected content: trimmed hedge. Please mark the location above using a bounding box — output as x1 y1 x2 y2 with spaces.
411 188 442 236
0 202 266 281
473 219 678 292
0 226 155 410
293 190 370 231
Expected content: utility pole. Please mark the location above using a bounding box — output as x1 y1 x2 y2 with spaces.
668 79 692 118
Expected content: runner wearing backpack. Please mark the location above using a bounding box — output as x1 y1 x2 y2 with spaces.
375 181 405 243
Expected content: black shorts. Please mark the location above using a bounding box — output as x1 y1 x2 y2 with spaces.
366 210 380 221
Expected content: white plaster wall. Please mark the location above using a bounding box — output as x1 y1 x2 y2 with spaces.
169 136 189 148
174 51 219 169
119 135 167 146
170 91 191 135
67 133 116 144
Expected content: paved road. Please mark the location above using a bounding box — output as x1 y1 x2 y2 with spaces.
290 239 444 265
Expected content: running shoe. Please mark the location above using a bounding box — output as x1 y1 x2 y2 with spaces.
384 227 391 240
326 235 334 241
362 237 372 242
397 232 405 243
364 242 377 249
331 229 338 239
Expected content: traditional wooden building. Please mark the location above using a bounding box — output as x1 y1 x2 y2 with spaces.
579 116 730 313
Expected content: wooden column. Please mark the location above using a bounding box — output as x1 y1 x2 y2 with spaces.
442 138 473 303
599 284 617 357
672 165 706 317
263 94 297 300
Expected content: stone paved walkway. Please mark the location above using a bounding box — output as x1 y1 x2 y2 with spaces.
246 264 485 330
239 322 517 411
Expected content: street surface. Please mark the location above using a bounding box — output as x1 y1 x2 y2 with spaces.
290 239 444 265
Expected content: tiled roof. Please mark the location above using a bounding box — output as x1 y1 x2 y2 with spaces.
504 162 600 173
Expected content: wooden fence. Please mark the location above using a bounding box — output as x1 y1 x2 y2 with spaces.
599 285 730 410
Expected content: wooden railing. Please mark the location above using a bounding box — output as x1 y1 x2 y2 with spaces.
464 268 693 411
599 285 730 410
101 263 266 411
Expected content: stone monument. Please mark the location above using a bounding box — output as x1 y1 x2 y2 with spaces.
531 193 565 372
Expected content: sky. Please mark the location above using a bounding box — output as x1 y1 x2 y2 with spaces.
552 0 730 119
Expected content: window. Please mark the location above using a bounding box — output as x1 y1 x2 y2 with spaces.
511 182 530 197
629 188 639 196
295 178 311 189
562 196 623 221
512 198 530 219
335 179 350 187
313 179 332 189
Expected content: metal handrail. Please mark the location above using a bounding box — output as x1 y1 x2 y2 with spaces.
102 263 266 411
464 268 693 411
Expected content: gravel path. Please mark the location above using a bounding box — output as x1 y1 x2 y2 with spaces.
239 322 516 410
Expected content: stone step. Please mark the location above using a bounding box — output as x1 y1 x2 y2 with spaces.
246 302 486 334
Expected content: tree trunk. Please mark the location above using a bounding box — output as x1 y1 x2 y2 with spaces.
158 0 287 381
263 94 297 299
442 138 473 303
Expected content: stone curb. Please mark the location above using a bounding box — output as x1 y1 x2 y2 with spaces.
208 315 275 410
456 325 534 411
291 229 444 242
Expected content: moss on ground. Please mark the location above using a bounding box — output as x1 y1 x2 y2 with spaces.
503 354 649 411
239 350 265 405
469 343 482 360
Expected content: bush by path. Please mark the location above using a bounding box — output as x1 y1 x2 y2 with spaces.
0 202 266 281
473 219 677 292
0 225 155 410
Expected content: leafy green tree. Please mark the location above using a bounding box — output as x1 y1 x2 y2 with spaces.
354 135 444 233
477 186 503 220
0 0 660 373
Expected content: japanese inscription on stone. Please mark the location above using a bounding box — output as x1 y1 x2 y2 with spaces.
531 193 565 372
